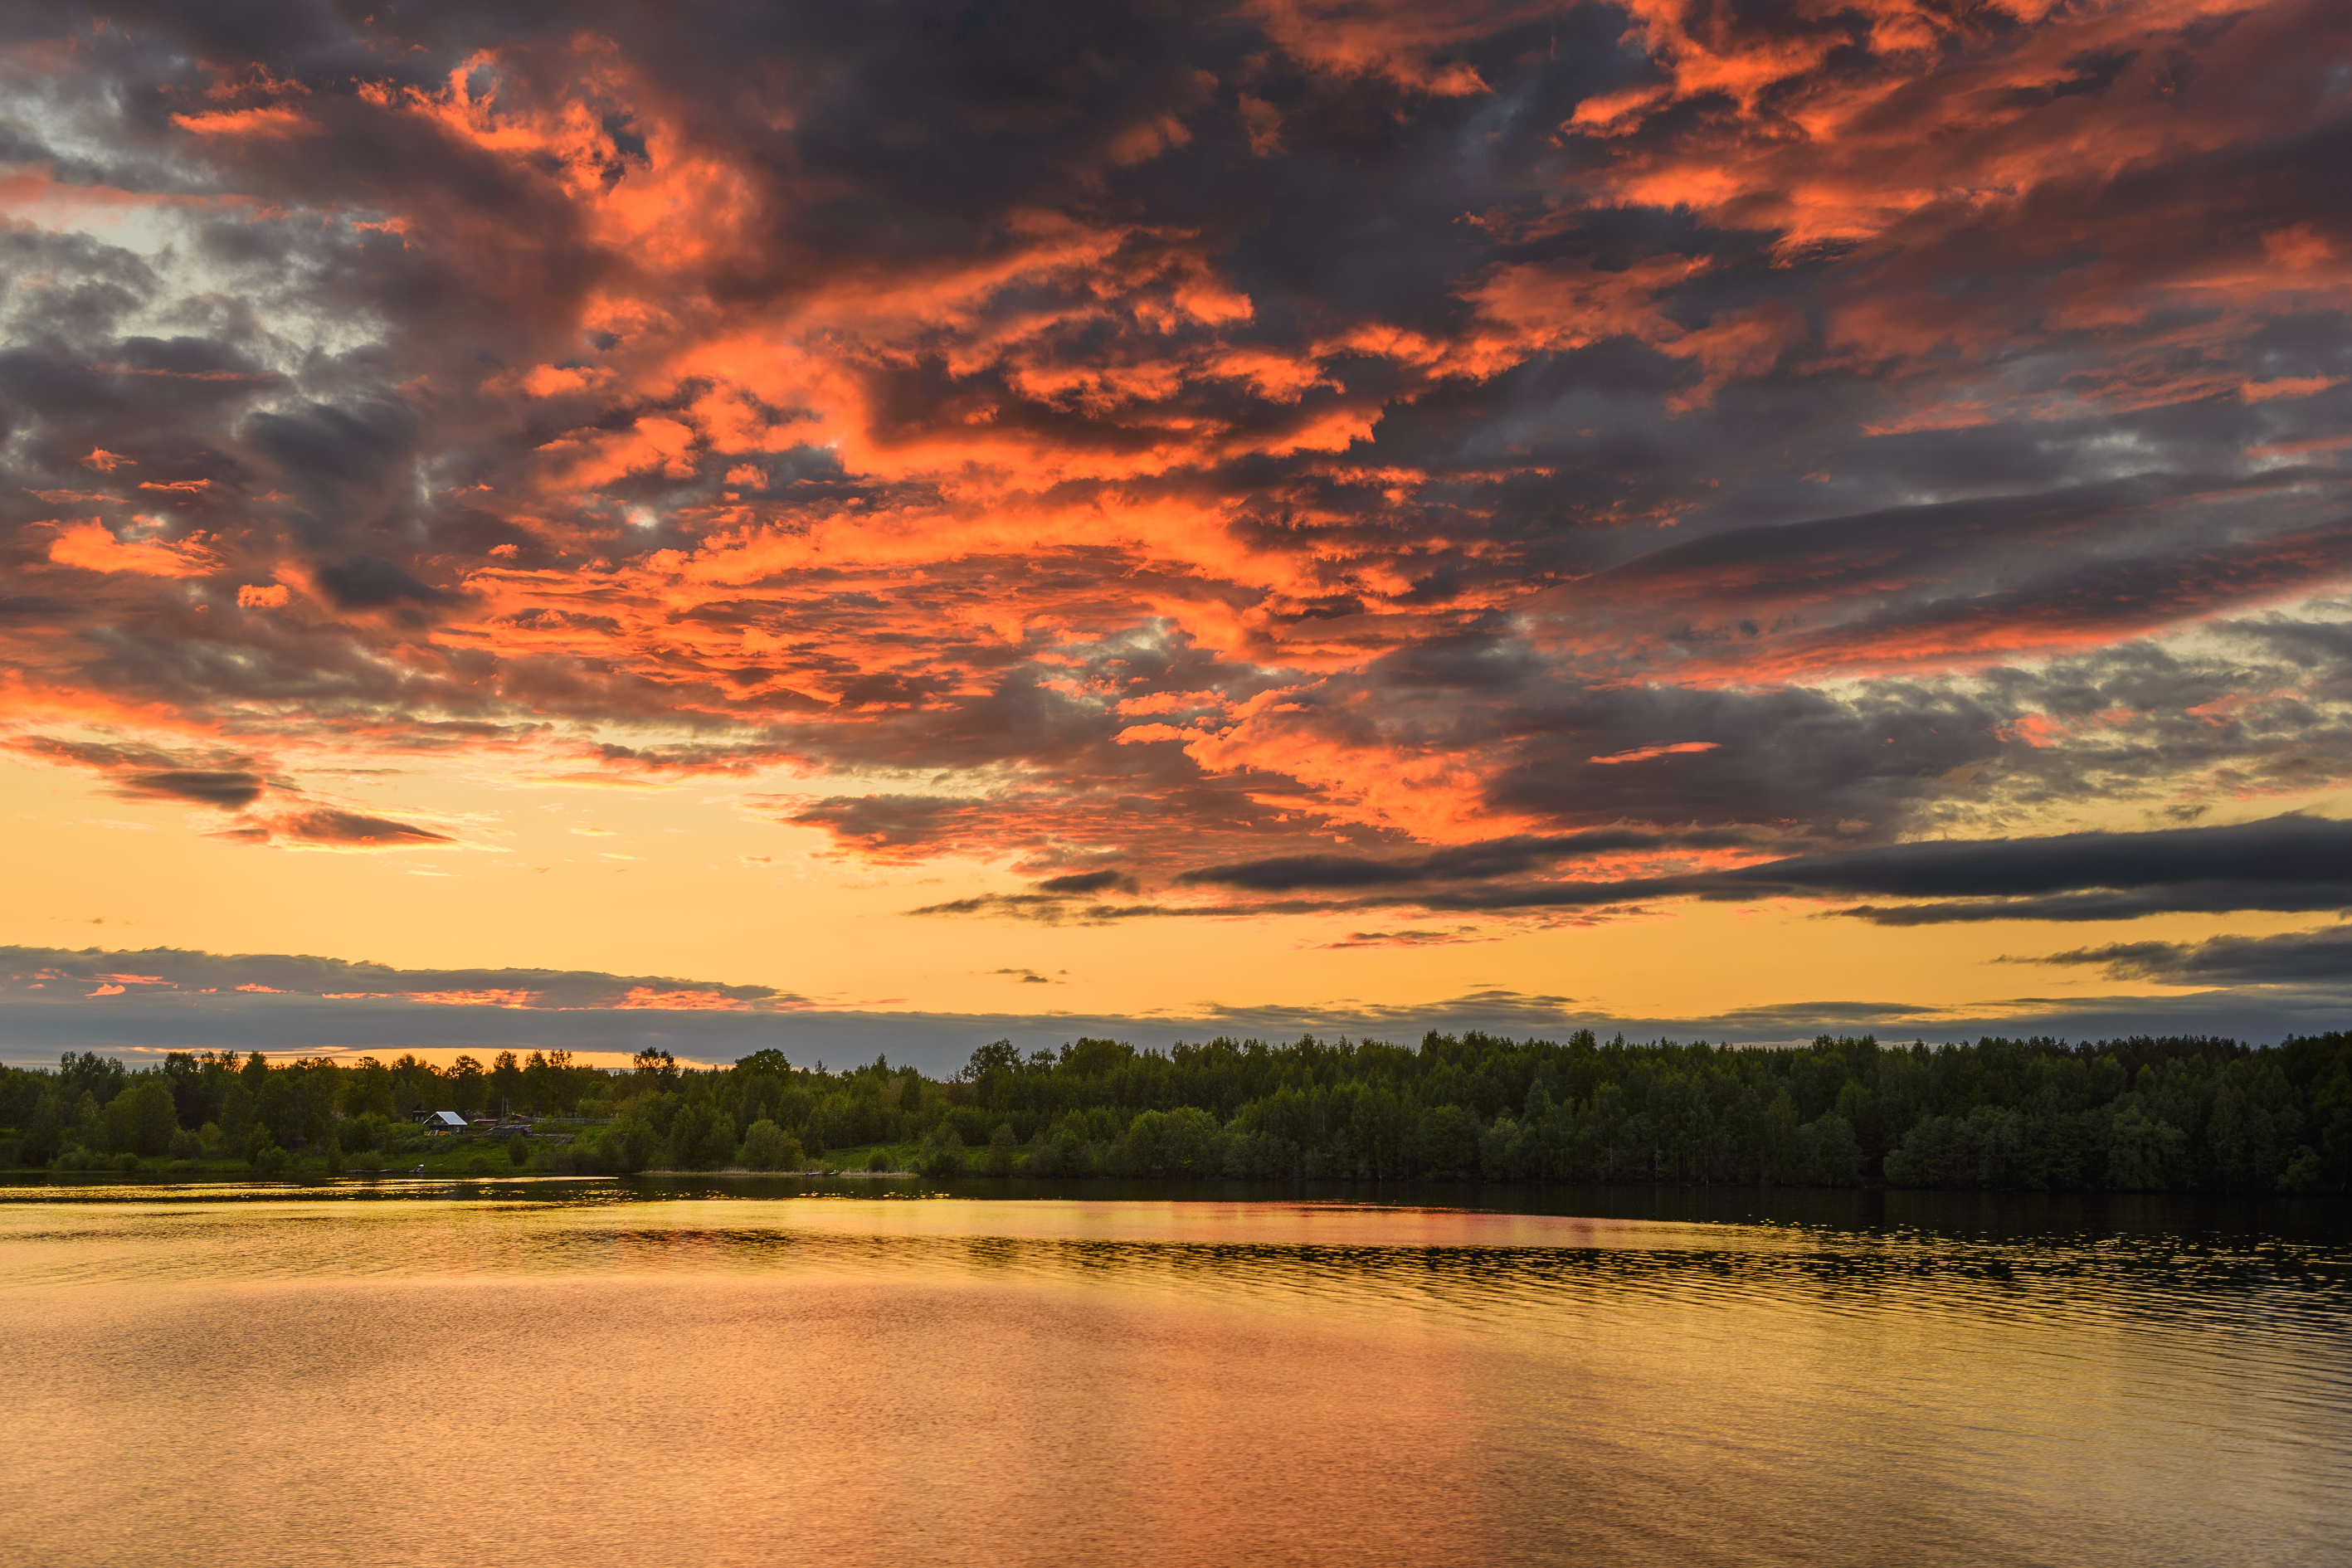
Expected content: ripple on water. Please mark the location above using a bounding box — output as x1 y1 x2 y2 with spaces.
0 1190 2344 1568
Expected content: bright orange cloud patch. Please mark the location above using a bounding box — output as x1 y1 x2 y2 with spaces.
46 521 217 578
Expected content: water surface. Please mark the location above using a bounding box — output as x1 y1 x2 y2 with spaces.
0 1179 2343 1566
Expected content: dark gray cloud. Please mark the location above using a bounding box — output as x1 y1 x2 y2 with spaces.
109 769 266 810
1180 826 1769 892
2013 927 2352 986
1032 869 1137 895
6 738 469 847
1427 812 2352 919
0 945 795 1008
13 738 271 809
1839 886 2352 927
1719 812 2352 903
1159 813 2352 923
313 553 449 611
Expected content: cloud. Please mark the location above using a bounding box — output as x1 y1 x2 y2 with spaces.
1410 812 2352 921
312 555 448 611
2009 927 2352 986
13 738 270 810
1589 742 1717 766
1835 886 2352 927
1178 826 1768 892
1307 925 1499 949
906 893 1185 925
114 770 267 810
1001 812 2352 923
45 520 217 579
1032 869 1138 895
0 946 800 1010
0 0 2348 986
242 809 458 850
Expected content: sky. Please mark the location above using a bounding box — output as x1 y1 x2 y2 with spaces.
3 0 2351 1072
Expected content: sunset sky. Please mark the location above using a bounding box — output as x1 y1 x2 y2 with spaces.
4 0 2350 1069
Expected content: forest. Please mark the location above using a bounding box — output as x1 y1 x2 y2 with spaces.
0 1029 2345 1193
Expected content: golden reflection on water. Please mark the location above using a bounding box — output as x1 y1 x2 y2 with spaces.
0 1188 2344 1567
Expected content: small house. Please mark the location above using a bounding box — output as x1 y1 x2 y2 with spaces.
421 1110 470 1135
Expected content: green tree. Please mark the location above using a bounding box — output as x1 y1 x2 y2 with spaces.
450 1056 488 1116
985 1121 1018 1176
741 1118 803 1171
1420 1104 1480 1180
522 1051 554 1113
19 1094 63 1166
2104 1103 2185 1191
919 1122 964 1179
490 1051 523 1117
338 1058 396 1118
538 1049 578 1114
255 1073 301 1152
163 1052 207 1130
962 1040 1021 1088
1349 1087 1413 1178
1126 1107 1222 1176
1757 1090 1802 1185
389 1054 440 1117
2278 1147 2325 1192
600 1115 659 1174
663 1102 738 1169
71 1092 104 1154
217 1079 256 1139
1804 1113 1863 1186
59 1051 129 1107
104 1080 179 1157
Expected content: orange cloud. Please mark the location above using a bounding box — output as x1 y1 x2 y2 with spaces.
2242 376 2344 403
170 105 319 136
614 986 753 1010
46 521 217 578
1590 743 1720 765
324 989 542 1007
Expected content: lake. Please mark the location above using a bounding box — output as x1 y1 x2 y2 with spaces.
0 1177 2345 1566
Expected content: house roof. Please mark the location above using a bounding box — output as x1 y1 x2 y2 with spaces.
425 1110 470 1127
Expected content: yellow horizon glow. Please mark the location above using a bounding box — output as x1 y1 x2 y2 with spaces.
6 753 2340 1033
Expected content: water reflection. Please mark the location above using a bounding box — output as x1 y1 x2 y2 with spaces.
0 1185 2344 1567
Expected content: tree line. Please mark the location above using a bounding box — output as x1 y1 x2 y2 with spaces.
2 1030 2346 1192
0 1046 615 1173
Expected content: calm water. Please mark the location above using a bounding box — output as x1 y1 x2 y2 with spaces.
0 1179 2345 1567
